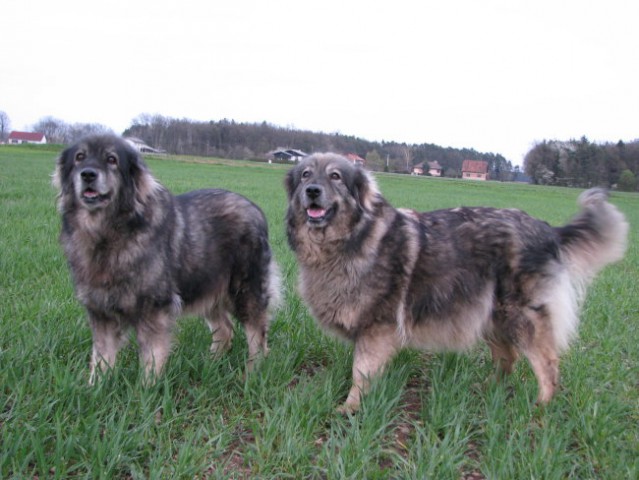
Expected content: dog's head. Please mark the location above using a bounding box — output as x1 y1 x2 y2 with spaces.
53 134 159 215
285 153 382 247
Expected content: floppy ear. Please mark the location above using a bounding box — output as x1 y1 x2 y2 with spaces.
353 167 381 213
284 165 303 251
129 148 162 213
112 141 158 214
52 145 75 194
284 166 299 200
52 145 80 214
114 145 139 212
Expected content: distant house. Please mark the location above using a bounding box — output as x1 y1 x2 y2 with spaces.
345 153 366 166
412 161 443 176
8 131 47 144
462 160 489 181
427 161 442 177
124 137 164 154
269 148 307 162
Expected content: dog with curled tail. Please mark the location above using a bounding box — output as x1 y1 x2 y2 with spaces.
285 153 628 412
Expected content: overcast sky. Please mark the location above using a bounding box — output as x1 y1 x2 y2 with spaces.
2 0 637 165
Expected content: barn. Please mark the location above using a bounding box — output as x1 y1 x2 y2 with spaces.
7 131 47 145
462 160 489 180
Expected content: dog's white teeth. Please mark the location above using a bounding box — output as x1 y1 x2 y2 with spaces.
307 208 326 219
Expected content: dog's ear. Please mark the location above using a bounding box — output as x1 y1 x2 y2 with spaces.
52 144 81 214
115 143 140 212
113 140 158 214
284 164 303 251
125 144 146 185
284 166 299 200
353 167 381 213
52 144 76 193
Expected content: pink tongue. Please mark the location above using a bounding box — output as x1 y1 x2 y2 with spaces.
307 207 326 218
84 190 98 198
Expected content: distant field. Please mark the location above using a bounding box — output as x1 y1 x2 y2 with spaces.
1 144 637 478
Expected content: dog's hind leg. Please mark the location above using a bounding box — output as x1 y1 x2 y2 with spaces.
523 342 559 404
206 307 234 357
136 312 174 384
519 307 560 404
234 277 274 372
340 325 400 413
243 315 269 372
88 316 128 385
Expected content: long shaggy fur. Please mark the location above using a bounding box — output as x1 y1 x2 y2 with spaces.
285 153 628 411
54 134 280 383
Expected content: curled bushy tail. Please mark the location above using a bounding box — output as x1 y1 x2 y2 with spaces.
557 188 628 286
547 189 628 352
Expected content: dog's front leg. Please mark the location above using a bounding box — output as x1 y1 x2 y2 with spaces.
136 312 175 384
88 315 127 385
339 326 399 413
205 309 234 357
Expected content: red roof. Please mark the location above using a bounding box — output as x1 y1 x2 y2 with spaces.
461 160 488 174
345 153 366 164
8 131 45 142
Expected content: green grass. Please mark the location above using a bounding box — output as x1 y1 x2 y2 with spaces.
1 145 637 479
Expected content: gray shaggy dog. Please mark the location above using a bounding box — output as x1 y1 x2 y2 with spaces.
285 153 628 412
54 135 280 384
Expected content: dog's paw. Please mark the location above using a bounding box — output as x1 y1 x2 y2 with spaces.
335 402 359 415
209 339 232 357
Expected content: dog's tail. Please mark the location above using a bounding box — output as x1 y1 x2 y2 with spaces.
548 189 628 352
557 188 628 296
265 256 283 316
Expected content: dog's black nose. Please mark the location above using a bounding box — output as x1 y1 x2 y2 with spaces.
305 185 322 200
80 168 98 183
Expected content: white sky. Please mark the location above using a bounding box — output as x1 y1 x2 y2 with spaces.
2 0 638 165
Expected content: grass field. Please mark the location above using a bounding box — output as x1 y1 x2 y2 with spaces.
1 144 637 479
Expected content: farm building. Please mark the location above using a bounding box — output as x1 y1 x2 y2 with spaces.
412 162 425 175
462 160 489 180
412 161 443 176
268 149 308 162
427 161 443 177
124 137 165 154
7 131 47 144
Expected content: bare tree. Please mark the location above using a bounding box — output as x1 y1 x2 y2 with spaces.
400 144 413 172
31 116 69 144
66 123 113 143
385 143 413 172
0 111 10 141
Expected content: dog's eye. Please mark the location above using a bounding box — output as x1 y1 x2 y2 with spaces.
75 152 86 162
301 170 311 179
106 155 118 165
330 172 341 181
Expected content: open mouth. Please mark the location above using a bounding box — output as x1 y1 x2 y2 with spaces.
306 205 334 224
81 188 111 205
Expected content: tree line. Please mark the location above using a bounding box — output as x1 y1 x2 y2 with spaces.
1 111 511 178
123 114 513 178
4 110 637 189
523 137 639 191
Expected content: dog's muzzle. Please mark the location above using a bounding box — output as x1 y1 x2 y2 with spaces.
304 184 334 225
78 167 111 206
